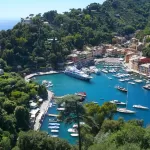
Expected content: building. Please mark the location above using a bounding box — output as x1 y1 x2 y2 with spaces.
125 52 135 63
0 69 4 75
67 54 78 63
139 63 150 76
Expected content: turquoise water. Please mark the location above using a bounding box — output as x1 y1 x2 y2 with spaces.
34 69 150 144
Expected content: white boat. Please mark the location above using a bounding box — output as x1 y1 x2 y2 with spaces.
119 79 125 82
133 105 149 110
109 100 126 105
49 123 60 126
101 69 108 73
73 124 78 128
68 128 77 133
128 82 135 85
64 66 92 81
48 126 60 129
117 108 136 114
134 79 143 83
51 135 58 137
57 108 65 111
51 130 59 133
143 84 150 90
71 133 79 137
92 101 98 104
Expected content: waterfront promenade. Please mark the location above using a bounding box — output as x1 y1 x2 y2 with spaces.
34 90 54 130
25 70 59 81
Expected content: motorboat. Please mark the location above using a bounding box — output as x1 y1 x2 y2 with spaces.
71 133 79 137
68 128 77 133
109 100 126 105
48 126 60 129
57 108 65 111
51 135 58 137
143 84 150 90
75 92 86 97
116 86 127 93
101 69 108 73
64 66 92 81
117 108 136 114
73 124 78 128
42 80 53 87
51 130 59 133
133 105 149 110
92 101 98 104
134 79 143 83
108 77 112 80
49 123 60 126
119 79 125 82
128 82 135 85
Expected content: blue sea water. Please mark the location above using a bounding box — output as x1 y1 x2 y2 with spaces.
0 20 19 30
34 68 150 144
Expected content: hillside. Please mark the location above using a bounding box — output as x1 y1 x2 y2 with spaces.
0 0 150 72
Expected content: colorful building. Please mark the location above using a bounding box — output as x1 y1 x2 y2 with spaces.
139 63 150 76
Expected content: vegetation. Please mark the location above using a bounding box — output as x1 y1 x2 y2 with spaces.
0 0 150 71
0 72 47 149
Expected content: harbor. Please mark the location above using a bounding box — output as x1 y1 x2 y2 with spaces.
32 63 150 143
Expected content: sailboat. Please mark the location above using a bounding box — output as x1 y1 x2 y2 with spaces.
117 83 136 114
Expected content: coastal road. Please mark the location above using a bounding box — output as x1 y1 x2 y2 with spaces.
34 90 53 131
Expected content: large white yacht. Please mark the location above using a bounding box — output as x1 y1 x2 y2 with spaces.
64 66 92 81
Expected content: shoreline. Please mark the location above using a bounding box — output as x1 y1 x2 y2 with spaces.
25 70 60 81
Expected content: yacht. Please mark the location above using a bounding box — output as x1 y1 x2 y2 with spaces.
51 130 59 133
116 86 127 93
57 108 65 111
49 123 60 126
134 79 143 83
64 66 92 81
68 128 77 133
117 108 136 114
48 126 60 129
101 69 108 73
128 82 135 85
109 100 126 105
51 135 58 137
75 92 86 97
133 105 149 110
143 84 150 90
71 133 79 137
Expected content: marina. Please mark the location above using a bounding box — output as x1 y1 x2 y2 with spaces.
33 63 150 144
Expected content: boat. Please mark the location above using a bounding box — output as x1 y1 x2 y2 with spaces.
68 128 77 133
133 105 149 110
73 124 78 128
49 123 60 126
75 92 86 97
128 82 135 85
92 101 98 104
51 135 58 137
108 77 112 80
117 108 136 114
42 80 53 87
116 86 127 93
109 100 126 105
101 69 108 73
48 126 60 129
119 79 125 82
81 67 91 75
71 133 79 137
134 79 143 83
143 84 150 90
64 66 92 81
51 130 59 133
57 108 65 111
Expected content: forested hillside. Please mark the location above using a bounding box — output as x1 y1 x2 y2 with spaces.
0 0 150 72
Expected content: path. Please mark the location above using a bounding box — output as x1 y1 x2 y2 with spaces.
34 90 54 130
